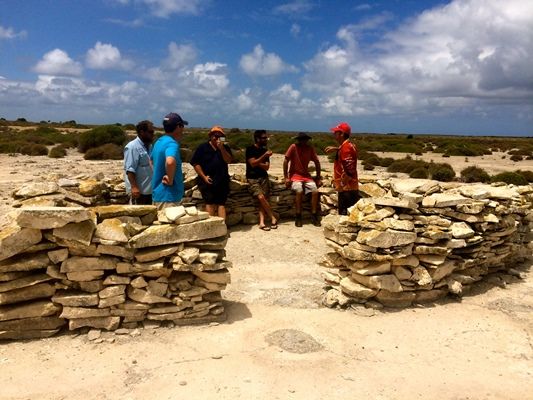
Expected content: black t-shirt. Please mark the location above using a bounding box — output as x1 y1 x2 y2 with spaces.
190 142 232 186
246 145 269 179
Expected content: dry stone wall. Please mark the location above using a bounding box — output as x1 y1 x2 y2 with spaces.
10 172 334 225
0 205 230 340
320 179 533 308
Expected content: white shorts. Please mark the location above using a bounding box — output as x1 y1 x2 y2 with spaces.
291 180 318 194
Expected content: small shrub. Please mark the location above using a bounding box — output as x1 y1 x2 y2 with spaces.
429 163 455 182
84 143 123 160
379 157 394 167
48 145 67 158
491 172 528 185
409 168 428 179
510 154 523 162
386 157 426 174
19 143 48 156
460 166 490 183
363 164 375 171
517 170 533 182
78 125 126 153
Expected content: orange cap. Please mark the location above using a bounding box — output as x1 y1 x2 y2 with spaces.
209 125 225 136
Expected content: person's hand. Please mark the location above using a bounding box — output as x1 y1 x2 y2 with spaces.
265 150 273 158
325 146 338 154
204 175 213 184
162 175 172 186
284 177 291 189
131 185 140 198
315 177 323 188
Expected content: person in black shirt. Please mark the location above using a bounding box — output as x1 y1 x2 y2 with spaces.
245 129 278 231
190 125 233 219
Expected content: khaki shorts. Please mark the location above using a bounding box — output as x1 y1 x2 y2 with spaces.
291 180 318 194
247 177 270 197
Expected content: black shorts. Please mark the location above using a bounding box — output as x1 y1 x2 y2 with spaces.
198 179 229 205
130 194 152 205
338 190 361 215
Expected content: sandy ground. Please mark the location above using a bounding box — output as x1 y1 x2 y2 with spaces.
0 147 532 399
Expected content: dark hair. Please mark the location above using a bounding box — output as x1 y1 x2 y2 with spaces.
136 120 153 135
163 120 179 133
254 129 266 143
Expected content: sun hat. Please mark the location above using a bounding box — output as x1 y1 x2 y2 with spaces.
209 125 225 136
293 132 312 141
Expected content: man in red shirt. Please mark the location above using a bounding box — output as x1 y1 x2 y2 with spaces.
283 132 322 227
325 122 360 215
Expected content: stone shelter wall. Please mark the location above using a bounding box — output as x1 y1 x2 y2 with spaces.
0 205 230 340
320 180 533 308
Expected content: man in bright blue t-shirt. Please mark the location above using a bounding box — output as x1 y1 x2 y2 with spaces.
151 112 188 207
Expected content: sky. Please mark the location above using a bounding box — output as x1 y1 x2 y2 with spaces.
0 0 532 136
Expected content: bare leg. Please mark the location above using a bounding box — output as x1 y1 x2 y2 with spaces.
205 204 216 216
311 191 319 214
294 191 303 215
257 194 277 225
217 205 226 219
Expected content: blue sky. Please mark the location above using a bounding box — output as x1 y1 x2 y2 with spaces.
0 0 532 136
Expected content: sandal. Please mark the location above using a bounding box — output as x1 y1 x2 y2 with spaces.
259 225 271 231
270 222 278 229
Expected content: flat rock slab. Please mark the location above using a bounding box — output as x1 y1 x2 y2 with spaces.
15 207 95 229
0 301 60 322
0 225 42 262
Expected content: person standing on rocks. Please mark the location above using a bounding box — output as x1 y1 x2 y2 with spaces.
283 132 322 227
246 129 278 231
325 122 360 215
151 112 187 209
123 120 155 205
190 125 233 220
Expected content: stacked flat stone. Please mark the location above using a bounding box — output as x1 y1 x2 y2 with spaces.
0 205 230 340
321 179 533 308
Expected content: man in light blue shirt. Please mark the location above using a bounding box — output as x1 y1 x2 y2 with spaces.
151 112 187 208
123 120 154 204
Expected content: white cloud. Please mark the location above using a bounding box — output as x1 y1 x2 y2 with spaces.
302 0 533 118
185 62 229 97
240 44 298 76
0 25 27 40
236 88 254 111
33 49 83 77
86 42 134 70
290 23 301 37
140 0 205 18
273 0 314 16
164 42 197 69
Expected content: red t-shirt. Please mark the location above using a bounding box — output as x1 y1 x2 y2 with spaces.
333 140 358 191
284 143 319 182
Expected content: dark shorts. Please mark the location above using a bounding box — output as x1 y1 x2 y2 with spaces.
247 177 270 197
130 194 152 205
338 190 361 215
198 180 229 205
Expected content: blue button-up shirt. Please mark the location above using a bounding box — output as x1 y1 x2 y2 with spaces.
123 137 152 195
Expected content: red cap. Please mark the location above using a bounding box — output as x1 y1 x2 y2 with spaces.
330 122 351 135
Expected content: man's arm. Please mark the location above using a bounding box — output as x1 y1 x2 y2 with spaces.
162 156 176 185
248 150 272 171
126 171 140 198
283 157 291 187
218 142 233 164
193 163 212 184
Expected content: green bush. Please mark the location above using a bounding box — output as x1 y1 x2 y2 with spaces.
78 125 126 153
363 163 375 171
409 168 428 179
517 170 533 183
491 172 528 185
429 164 456 182
379 157 395 167
386 157 427 174
460 166 491 183
84 143 123 160
19 143 48 156
510 154 523 162
48 145 67 158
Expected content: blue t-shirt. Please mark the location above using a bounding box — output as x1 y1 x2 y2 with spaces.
123 137 152 195
151 135 183 202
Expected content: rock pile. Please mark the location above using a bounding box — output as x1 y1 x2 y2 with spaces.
0 205 230 340
321 179 533 308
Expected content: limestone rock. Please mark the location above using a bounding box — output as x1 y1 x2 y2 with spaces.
0 316 65 331
60 307 111 319
99 285 126 299
375 290 416 308
92 205 157 219
451 222 475 239
127 287 172 304
354 261 391 276
0 283 56 305
339 277 378 299
48 248 69 264
52 220 96 246
192 269 231 284
16 207 95 230
129 218 227 248
68 316 120 331
356 229 416 249
135 244 181 263
0 225 42 262
422 193 470 208
95 218 130 243
97 245 134 260
0 300 60 322
0 329 59 340
52 291 99 307
0 273 52 293
60 256 117 273
352 273 403 292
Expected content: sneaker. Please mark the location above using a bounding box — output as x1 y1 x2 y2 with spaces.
311 213 321 227
295 214 303 227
